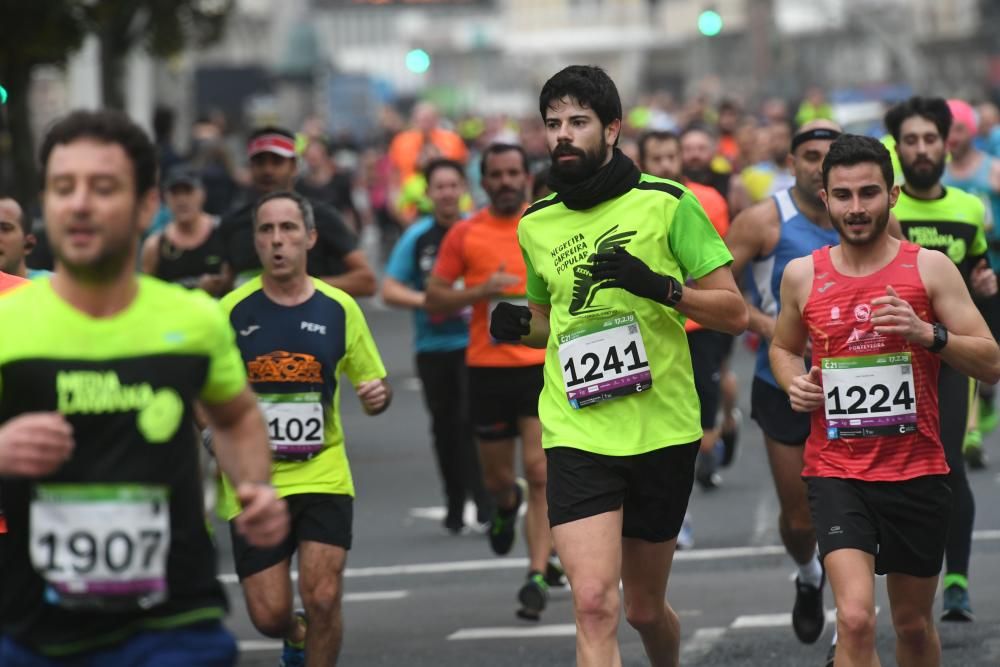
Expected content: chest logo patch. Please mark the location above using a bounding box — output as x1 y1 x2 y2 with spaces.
249 351 323 384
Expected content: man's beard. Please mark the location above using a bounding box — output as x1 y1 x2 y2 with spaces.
549 138 607 185
55 228 135 284
901 155 945 190
683 165 712 184
832 208 890 247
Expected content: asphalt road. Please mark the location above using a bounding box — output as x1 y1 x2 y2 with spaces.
223 301 1000 667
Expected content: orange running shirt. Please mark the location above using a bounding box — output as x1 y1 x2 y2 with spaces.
388 129 469 181
684 182 730 333
432 207 546 368
0 272 28 294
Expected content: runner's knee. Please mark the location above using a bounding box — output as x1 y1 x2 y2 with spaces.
572 580 620 630
836 603 877 647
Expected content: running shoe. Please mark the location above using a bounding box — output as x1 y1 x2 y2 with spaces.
516 571 549 620
720 407 741 467
979 395 998 434
676 512 695 550
278 610 307 667
488 480 524 555
941 584 974 622
544 555 566 588
963 429 987 470
792 572 825 644
695 449 722 490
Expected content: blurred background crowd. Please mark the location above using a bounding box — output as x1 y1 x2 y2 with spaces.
1 0 999 268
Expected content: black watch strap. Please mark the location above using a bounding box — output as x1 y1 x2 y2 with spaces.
928 322 948 353
664 276 683 307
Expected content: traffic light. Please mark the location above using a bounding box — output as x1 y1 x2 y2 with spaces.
698 9 723 37
0 84 7 105
405 49 431 74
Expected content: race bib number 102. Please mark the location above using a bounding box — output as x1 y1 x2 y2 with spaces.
558 312 652 409
822 352 917 440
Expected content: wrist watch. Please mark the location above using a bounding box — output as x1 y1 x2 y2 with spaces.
927 322 948 353
664 276 683 307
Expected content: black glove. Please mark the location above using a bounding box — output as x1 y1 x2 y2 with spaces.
490 302 532 341
591 246 670 303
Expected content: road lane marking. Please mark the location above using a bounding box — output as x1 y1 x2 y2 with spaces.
680 627 727 662
239 640 281 652
731 608 874 629
218 531 1000 583
448 624 577 640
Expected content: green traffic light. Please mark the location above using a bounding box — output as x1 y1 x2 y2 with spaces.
405 49 431 74
0 84 7 105
698 10 723 36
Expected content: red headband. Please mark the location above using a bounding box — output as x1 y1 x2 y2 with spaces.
247 134 296 158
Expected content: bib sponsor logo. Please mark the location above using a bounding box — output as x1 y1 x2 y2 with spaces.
56 371 183 443
248 351 323 383
846 327 884 353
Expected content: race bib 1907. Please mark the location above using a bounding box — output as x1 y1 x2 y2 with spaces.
30 484 170 611
822 352 917 440
557 312 652 409
259 392 325 461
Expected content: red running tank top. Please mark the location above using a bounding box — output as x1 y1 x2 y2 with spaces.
801 242 948 481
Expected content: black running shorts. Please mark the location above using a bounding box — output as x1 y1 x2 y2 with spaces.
688 329 729 430
467 365 544 441
230 493 353 580
750 376 811 446
545 442 698 543
806 475 951 577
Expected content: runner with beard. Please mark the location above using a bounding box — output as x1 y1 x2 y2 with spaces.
425 144 555 620
726 121 843 654
492 65 747 665
681 125 750 216
771 133 1000 667
637 130 737 501
884 96 997 622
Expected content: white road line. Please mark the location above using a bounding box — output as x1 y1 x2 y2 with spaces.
680 627 727 662
344 590 409 602
218 531 1000 584
448 624 577 641
238 639 282 652
731 608 872 630
751 493 778 546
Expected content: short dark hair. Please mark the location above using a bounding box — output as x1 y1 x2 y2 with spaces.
40 109 158 195
0 195 30 236
252 190 316 232
884 96 952 143
821 134 894 190
479 143 529 177
539 65 622 136
637 131 679 167
679 123 717 142
424 158 467 185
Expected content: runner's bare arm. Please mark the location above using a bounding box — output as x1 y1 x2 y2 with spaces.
726 200 779 339
381 276 425 309
139 233 160 275
202 386 272 487
425 270 519 314
675 266 748 335
769 257 823 412
320 250 377 297
520 302 551 349
879 249 1000 384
